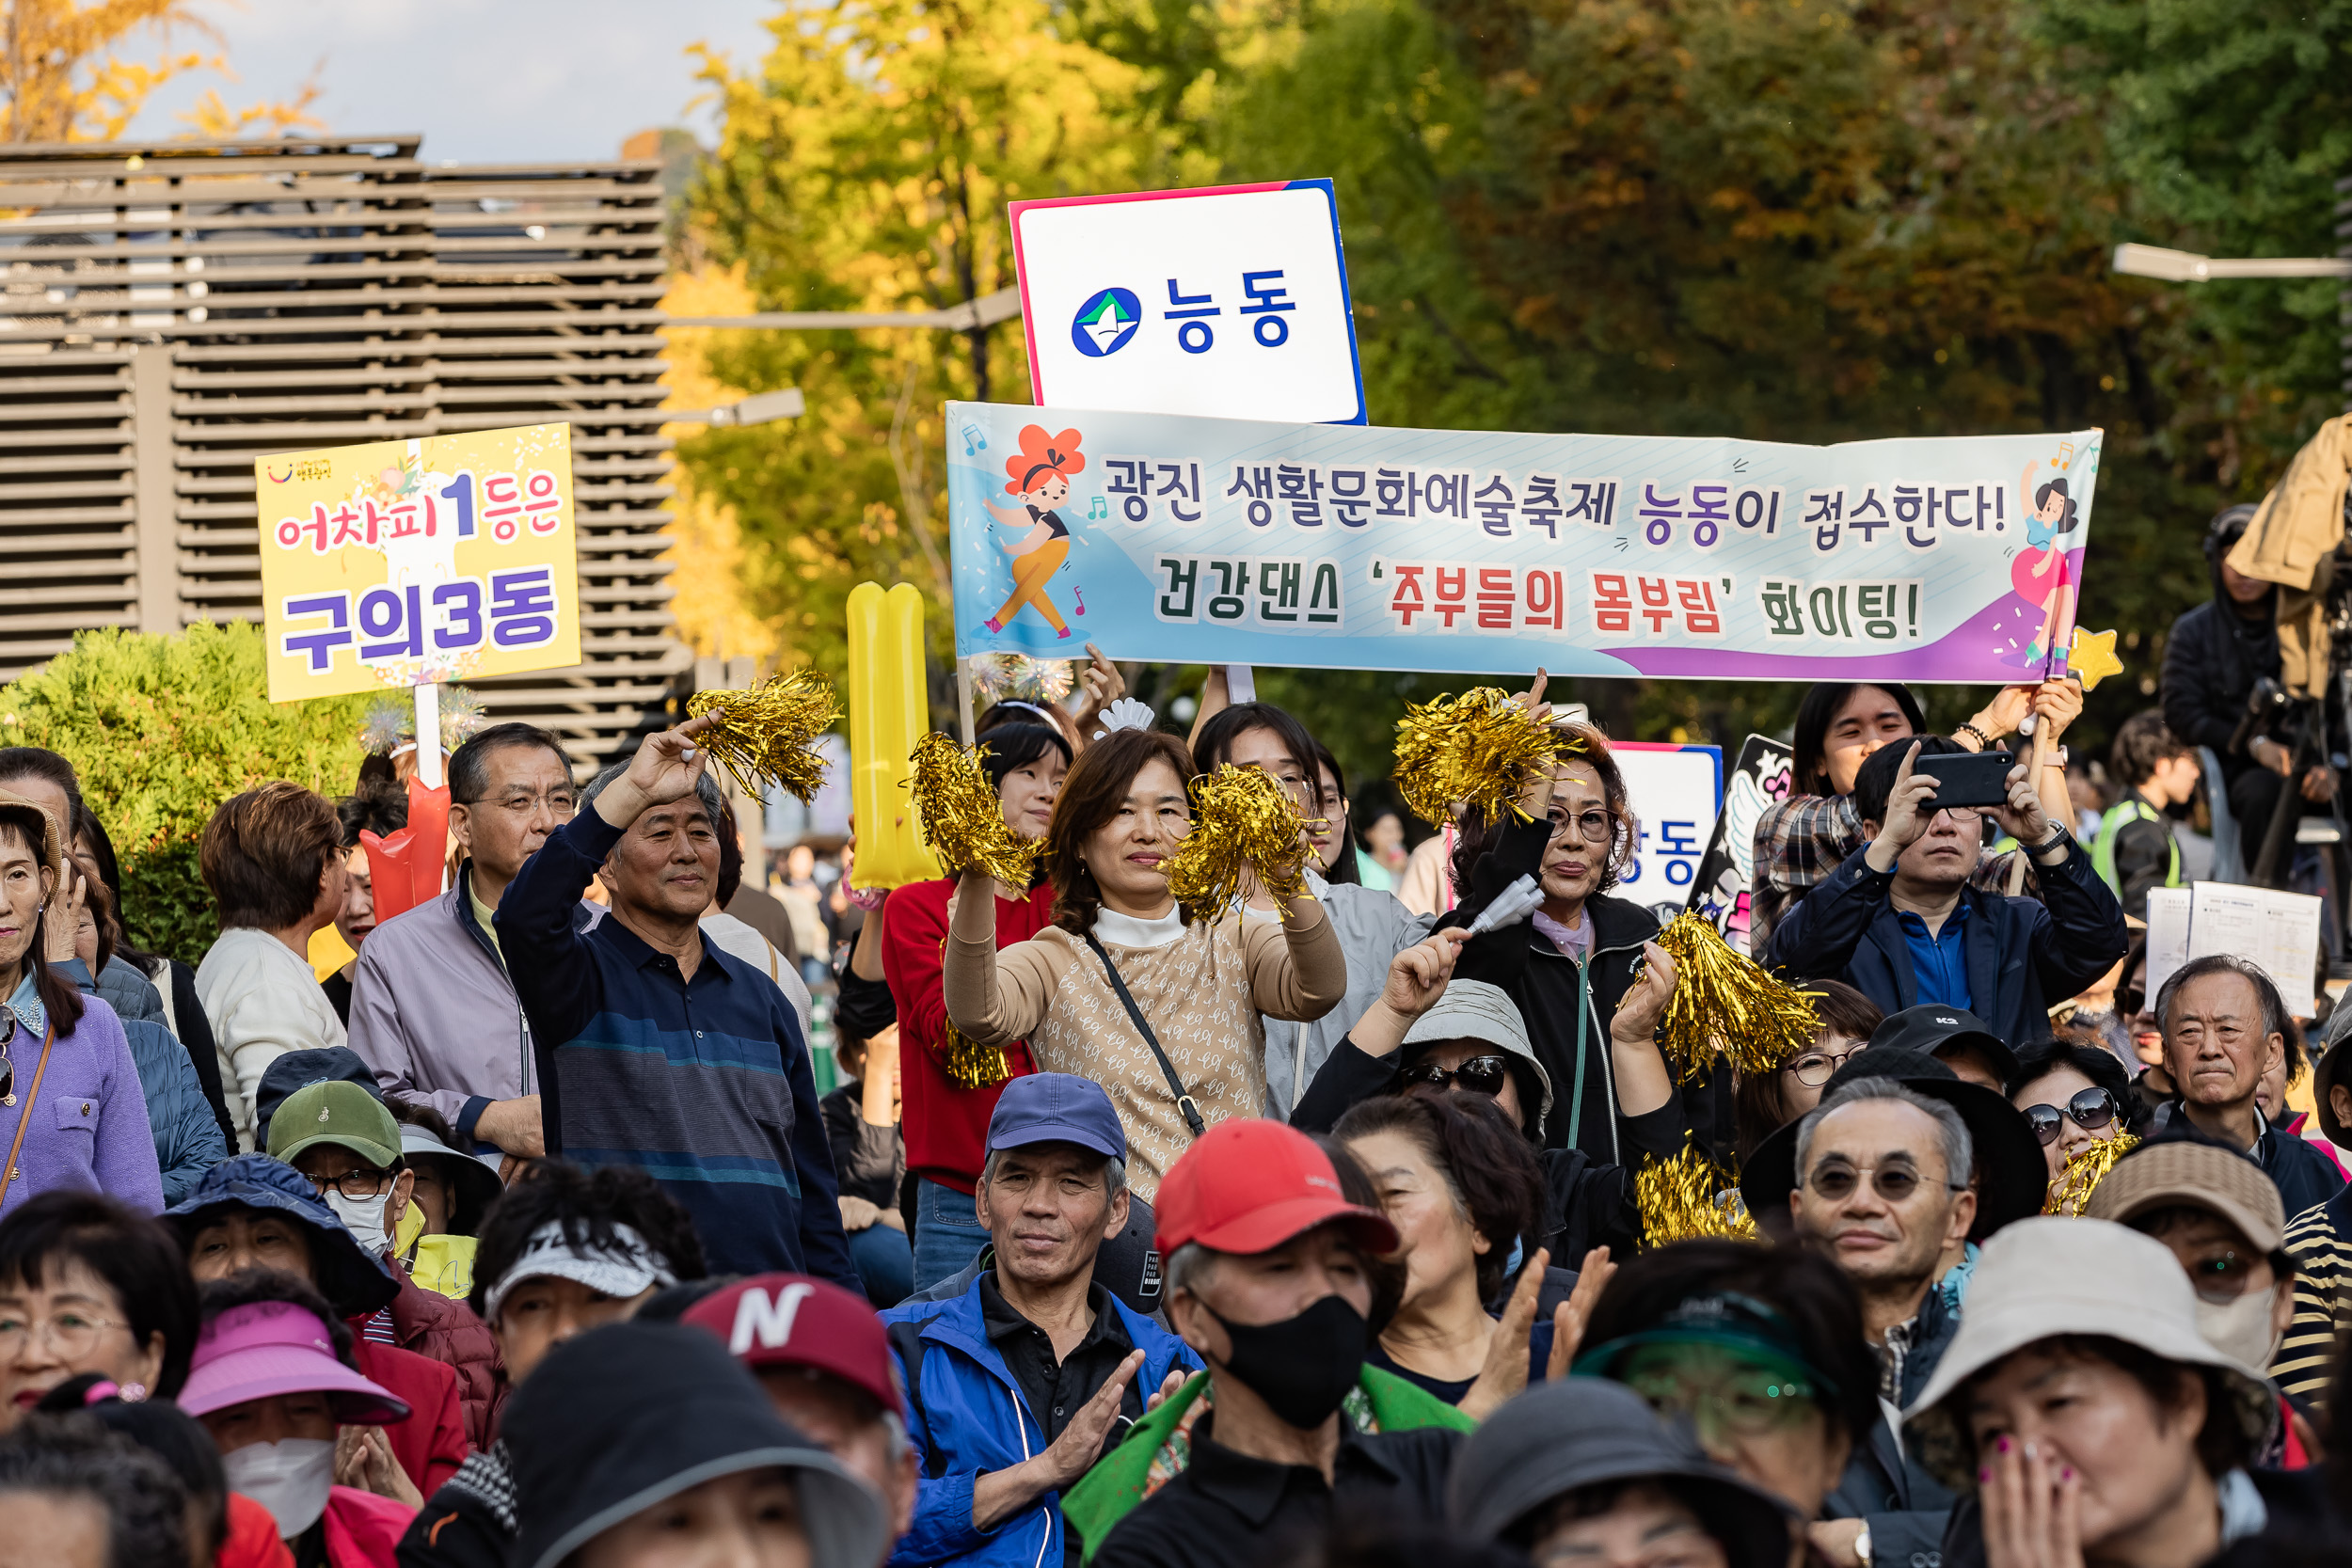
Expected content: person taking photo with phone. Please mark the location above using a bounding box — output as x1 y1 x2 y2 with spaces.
1760 736 2128 1050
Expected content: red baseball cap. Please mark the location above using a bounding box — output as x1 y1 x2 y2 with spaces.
682 1275 902 1418
1154 1119 1397 1259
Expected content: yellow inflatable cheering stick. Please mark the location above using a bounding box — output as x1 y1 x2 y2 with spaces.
847 581 943 890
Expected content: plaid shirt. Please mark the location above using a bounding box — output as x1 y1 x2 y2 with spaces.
1749 793 2023 953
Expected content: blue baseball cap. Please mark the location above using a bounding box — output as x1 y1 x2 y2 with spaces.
985 1073 1126 1162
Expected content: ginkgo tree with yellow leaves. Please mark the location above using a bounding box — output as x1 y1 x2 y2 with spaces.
681 0 1203 685
2 0 317 142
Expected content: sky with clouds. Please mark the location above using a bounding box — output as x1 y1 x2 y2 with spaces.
124 0 778 162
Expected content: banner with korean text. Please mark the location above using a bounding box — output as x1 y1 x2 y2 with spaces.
946 403 2099 683
256 424 581 703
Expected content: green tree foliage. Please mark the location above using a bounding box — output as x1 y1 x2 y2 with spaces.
0 624 371 962
690 0 2348 772
684 0 1196 689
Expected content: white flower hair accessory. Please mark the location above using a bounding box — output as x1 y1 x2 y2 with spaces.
1093 698 1156 739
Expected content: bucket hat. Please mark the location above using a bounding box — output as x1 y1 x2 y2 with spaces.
177 1300 409 1426
164 1155 399 1319
1448 1377 1795 1568
1902 1217 2278 1490
506 1322 887 1568
1399 979 1555 1136
1739 1047 2047 1241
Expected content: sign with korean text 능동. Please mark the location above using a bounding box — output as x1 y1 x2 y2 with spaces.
946 402 2099 684
1010 180 1366 426
256 424 581 704
1610 743 1724 910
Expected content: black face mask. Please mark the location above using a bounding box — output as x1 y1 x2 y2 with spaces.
1206 1293 1367 1430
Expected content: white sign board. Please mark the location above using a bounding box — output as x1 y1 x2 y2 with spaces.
2142 881 2322 1017
1009 180 1367 425
1608 743 1724 907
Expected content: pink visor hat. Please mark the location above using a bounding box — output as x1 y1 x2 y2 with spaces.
177 1300 410 1426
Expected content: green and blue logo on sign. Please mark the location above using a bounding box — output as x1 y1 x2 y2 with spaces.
1071 287 1141 357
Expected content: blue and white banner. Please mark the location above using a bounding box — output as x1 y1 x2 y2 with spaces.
946 402 2103 683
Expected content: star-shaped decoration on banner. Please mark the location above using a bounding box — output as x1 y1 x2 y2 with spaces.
2067 626 2124 690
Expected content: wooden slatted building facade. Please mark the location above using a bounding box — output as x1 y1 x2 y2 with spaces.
0 132 686 768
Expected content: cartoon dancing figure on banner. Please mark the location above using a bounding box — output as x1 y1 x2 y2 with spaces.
980 425 1087 639
2012 455 2083 669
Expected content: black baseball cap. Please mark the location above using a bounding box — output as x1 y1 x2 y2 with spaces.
1870 1005 2019 1086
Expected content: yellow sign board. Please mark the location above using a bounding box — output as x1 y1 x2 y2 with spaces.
256 423 582 703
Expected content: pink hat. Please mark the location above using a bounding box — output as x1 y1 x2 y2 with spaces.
177 1301 410 1426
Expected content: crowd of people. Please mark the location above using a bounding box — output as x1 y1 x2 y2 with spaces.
8 594 2352 1568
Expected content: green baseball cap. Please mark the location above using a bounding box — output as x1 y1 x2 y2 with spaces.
267 1080 402 1170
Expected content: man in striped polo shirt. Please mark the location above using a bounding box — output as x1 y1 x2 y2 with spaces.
502 714 856 1286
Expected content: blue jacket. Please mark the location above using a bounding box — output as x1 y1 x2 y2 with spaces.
881 1275 1201 1568
1761 836 2128 1048
120 1017 228 1205
61 961 224 1205
503 809 855 1287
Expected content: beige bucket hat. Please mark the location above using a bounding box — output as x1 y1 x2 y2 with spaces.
1902 1216 2278 1490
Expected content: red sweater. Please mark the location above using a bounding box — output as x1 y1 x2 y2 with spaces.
883 875 1054 1192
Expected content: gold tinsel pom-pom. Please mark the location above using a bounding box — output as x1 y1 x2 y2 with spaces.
907 732 1041 885
684 670 842 803
1652 912 1821 1084
1392 686 1576 828
2043 1132 2141 1216
1164 765 1319 911
1635 1145 1757 1247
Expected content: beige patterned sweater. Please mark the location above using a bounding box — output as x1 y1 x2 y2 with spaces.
943 895 1346 1197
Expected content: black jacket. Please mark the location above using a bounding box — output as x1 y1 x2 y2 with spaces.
1458 816 1672 1161
1760 836 2128 1050
2161 557 2278 784
1824 1284 1963 1568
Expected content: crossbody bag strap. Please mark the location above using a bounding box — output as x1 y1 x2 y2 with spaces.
0 1025 58 1213
1081 931 1205 1137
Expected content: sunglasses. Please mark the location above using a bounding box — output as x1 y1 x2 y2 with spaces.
2023 1087 2120 1147
1799 1161 1960 1203
1401 1055 1514 1096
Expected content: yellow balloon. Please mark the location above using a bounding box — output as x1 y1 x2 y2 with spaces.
847 581 943 889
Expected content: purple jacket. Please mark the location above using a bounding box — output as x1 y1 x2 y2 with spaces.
0 993 166 1217
345 863 596 1149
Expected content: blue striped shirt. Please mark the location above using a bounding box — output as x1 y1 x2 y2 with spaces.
501 808 855 1285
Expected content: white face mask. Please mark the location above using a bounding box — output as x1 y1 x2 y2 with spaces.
2195 1286 2281 1370
222 1437 335 1539
324 1188 391 1257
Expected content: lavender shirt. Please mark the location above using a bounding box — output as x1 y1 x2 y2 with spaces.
0 977 166 1217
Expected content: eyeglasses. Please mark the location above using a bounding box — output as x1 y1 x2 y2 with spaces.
2023 1087 2120 1147
1798 1161 1961 1203
2183 1249 2267 1305
304 1166 397 1201
1401 1055 1513 1096
0 1310 128 1360
478 790 577 816
1788 1045 1863 1087
1546 808 1618 845
1622 1363 1821 1439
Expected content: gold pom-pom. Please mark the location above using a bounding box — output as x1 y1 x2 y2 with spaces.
685 670 842 803
1635 1145 1756 1247
1652 912 1820 1084
907 732 1041 885
2043 1132 2141 1216
1391 687 1575 828
1164 765 1318 911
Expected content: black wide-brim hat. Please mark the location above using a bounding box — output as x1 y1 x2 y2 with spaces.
1738 1047 2048 1241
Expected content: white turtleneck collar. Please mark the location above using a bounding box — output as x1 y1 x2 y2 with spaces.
1092 902 1186 950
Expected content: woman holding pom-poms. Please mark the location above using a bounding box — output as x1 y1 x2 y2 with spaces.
882 716 1072 1291
941 719 1347 1198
